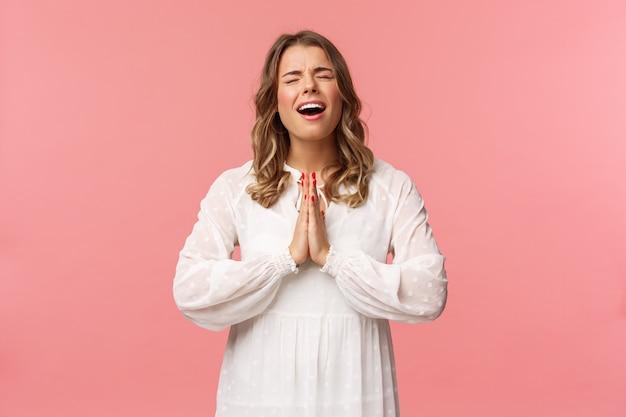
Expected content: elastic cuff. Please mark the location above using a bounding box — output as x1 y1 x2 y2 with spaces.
272 248 299 275
320 246 345 277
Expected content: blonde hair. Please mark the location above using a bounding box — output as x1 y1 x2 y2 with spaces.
246 30 374 208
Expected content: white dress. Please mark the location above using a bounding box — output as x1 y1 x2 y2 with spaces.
173 159 447 417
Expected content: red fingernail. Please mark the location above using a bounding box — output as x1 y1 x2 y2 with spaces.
300 172 304 180
304 194 307 200
313 179 317 187
311 195 315 202
312 172 316 179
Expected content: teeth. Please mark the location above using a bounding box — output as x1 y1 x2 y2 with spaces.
298 103 324 111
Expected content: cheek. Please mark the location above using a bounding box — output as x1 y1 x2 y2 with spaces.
328 88 343 122
277 88 295 111
327 86 342 110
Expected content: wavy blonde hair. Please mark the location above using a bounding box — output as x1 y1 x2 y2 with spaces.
246 30 374 208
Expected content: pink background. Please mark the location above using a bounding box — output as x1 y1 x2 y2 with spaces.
1 0 625 416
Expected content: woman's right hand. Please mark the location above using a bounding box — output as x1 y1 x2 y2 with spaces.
289 175 310 265
289 172 330 267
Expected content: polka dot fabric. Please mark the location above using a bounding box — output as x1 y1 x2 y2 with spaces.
173 159 447 416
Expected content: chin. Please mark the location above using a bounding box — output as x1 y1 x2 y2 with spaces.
296 132 336 142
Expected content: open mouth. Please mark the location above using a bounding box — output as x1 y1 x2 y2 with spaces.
297 102 326 116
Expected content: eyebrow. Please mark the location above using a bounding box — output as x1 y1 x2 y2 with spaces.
280 66 334 78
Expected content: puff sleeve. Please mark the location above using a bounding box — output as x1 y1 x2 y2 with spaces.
173 172 298 331
321 172 448 323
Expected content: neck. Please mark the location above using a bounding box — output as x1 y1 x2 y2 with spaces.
285 137 338 174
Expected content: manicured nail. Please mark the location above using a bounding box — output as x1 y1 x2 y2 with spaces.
313 179 317 187
312 172 316 179
300 172 304 180
304 194 308 200
311 195 315 202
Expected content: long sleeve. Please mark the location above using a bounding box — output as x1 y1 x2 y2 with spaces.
173 171 298 331
321 171 447 323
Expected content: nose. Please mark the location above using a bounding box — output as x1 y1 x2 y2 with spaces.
302 74 317 94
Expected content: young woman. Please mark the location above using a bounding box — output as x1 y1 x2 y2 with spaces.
173 30 447 417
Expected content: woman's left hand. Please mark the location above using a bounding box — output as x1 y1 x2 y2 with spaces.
306 172 330 267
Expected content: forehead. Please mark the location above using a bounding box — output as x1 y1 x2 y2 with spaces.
278 45 332 72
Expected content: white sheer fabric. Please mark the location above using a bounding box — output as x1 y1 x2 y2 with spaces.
173 159 447 417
